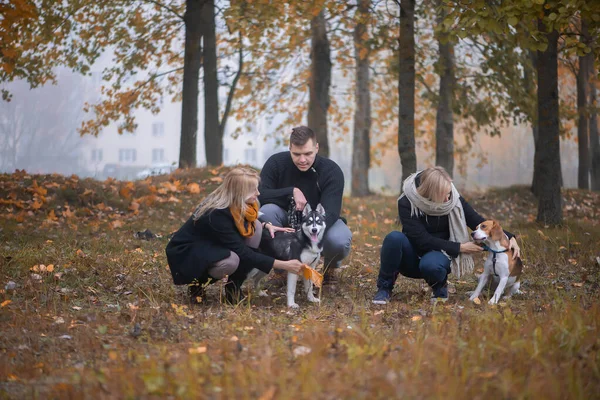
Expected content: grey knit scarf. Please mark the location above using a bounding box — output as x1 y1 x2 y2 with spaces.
400 172 474 278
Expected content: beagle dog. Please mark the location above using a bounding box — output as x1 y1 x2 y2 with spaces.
470 220 523 304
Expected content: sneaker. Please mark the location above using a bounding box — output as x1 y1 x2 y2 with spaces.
431 283 448 303
372 289 391 305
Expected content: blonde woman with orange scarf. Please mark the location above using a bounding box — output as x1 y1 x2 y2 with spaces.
166 168 303 303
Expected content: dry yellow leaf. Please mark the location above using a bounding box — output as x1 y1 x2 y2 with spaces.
411 315 422 322
76 249 86 257
1 300 12 307
473 297 482 305
302 264 323 288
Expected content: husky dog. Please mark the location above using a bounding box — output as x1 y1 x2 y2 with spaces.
251 203 326 308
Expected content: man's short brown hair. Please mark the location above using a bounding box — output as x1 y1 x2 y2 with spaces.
290 126 316 147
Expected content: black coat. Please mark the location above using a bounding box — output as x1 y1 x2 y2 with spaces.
398 195 514 258
258 152 345 232
165 208 274 285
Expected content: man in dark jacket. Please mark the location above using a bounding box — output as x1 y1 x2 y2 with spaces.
258 126 352 283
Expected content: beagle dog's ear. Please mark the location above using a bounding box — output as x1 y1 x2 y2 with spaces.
489 220 503 241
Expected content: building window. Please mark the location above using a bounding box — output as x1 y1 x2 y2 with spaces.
244 148 257 164
152 122 164 137
91 149 103 162
223 148 229 164
119 149 137 163
152 148 165 163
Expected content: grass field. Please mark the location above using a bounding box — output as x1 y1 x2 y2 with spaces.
1 167 599 399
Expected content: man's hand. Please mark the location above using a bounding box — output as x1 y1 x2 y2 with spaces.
509 237 520 259
293 188 307 211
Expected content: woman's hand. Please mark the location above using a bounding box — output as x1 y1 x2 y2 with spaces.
509 237 520 259
265 222 295 238
460 242 484 254
273 259 303 275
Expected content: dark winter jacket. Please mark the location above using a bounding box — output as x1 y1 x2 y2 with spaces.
165 208 274 285
398 179 514 258
258 152 345 231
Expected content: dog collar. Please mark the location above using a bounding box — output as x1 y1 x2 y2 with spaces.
482 244 508 276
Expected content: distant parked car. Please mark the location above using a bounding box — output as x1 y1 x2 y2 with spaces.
136 164 177 179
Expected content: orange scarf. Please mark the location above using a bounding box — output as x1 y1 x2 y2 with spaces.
230 202 259 238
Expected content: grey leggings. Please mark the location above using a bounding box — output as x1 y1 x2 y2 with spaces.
207 220 262 279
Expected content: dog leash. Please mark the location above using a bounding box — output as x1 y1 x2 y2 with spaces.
481 244 508 276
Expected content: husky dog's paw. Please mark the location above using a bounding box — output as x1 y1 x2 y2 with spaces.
258 290 269 297
288 302 300 309
307 296 320 303
469 294 478 301
488 297 499 305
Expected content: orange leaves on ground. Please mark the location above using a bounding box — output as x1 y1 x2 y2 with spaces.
30 180 47 197
76 249 86 257
128 201 140 214
1 300 12 307
167 196 181 203
30 264 55 275
110 219 123 229
119 182 135 200
160 180 182 193
186 183 201 194
47 210 58 221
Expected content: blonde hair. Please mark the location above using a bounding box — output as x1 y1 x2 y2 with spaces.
417 166 452 203
192 167 260 223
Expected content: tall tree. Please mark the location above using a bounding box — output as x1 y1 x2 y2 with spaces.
180 0 205 168
590 57 600 191
352 0 372 196
202 0 221 166
535 19 562 224
398 0 417 184
308 9 332 157
576 18 591 189
434 0 455 177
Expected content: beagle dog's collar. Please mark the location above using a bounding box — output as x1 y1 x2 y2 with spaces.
482 244 508 276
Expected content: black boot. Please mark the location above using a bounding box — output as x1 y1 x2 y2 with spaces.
188 282 206 304
224 280 244 304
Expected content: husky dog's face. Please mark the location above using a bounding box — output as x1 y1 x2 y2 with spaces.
301 203 326 243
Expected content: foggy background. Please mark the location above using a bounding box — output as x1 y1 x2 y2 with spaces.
0 68 580 194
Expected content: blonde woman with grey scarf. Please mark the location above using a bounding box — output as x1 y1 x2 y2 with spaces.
373 167 520 304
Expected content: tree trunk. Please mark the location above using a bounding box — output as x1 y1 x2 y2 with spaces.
308 10 331 158
535 22 562 225
434 1 455 177
179 0 204 168
398 0 417 185
577 19 591 189
351 0 371 197
203 0 221 166
527 49 543 197
590 54 600 191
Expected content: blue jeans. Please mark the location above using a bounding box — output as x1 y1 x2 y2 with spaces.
376 231 451 297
